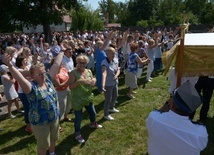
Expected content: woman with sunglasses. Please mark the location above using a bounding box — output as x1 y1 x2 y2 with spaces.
68 54 102 143
3 45 65 155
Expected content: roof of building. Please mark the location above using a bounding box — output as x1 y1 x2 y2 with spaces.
63 15 71 23
105 23 121 28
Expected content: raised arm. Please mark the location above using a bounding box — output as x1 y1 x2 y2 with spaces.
148 37 158 50
16 47 24 56
117 30 129 49
2 54 32 94
100 31 114 51
173 27 180 37
48 51 64 80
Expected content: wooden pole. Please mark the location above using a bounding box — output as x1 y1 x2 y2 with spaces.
176 24 186 88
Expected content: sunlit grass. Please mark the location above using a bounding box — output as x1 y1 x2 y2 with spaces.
0 70 213 155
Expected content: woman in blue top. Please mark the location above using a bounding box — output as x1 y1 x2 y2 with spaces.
125 43 150 99
95 31 114 92
3 45 65 155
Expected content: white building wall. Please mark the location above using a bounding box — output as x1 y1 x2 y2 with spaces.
23 22 70 33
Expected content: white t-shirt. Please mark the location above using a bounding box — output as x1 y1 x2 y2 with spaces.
146 110 208 155
62 55 74 72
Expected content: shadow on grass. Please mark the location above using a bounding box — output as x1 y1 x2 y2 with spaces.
0 126 34 154
56 117 105 155
0 101 7 108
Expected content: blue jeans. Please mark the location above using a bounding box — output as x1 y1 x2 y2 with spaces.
18 93 30 124
74 102 96 133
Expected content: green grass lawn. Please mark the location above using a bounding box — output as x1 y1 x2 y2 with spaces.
0 71 214 155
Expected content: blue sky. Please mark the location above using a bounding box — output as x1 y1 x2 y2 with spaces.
83 0 126 10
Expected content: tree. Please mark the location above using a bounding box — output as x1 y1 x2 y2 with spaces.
199 1 214 24
98 0 116 23
71 6 104 31
0 1 21 32
127 0 159 26
136 20 148 28
114 2 130 26
0 0 87 43
158 0 183 25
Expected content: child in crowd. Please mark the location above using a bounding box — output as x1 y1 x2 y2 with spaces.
125 43 150 99
0 64 23 118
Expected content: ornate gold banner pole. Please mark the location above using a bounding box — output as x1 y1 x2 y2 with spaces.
176 23 186 88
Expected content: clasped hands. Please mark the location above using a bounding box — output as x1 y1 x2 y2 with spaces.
78 78 96 86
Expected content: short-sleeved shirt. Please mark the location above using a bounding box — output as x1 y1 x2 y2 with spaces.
101 58 118 86
126 52 139 74
62 55 74 72
27 74 59 125
146 110 208 155
41 50 53 64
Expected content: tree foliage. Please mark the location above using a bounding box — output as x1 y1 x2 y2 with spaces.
98 0 214 27
71 7 104 31
0 0 87 42
0 0 214 36
98 0 116 23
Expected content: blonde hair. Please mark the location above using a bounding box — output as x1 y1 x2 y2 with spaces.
148 38 155 46
105 47 116 55
62 39 68 45
22 47 31 56
76 54 89 64
29 63 45 75
5 46 17 54
68 40 75 47
96 41 103 48
43 43 50 48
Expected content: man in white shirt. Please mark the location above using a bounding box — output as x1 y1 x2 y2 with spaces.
146 81 208 155
62 46 74 72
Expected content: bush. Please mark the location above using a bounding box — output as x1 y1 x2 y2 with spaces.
136 20 148 28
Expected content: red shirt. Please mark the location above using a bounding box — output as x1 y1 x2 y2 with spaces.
55 67 69 91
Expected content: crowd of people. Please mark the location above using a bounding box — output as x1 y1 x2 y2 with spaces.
0 27 213 155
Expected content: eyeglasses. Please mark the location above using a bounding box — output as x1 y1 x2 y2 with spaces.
36 72 47 76
78 62 87 65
